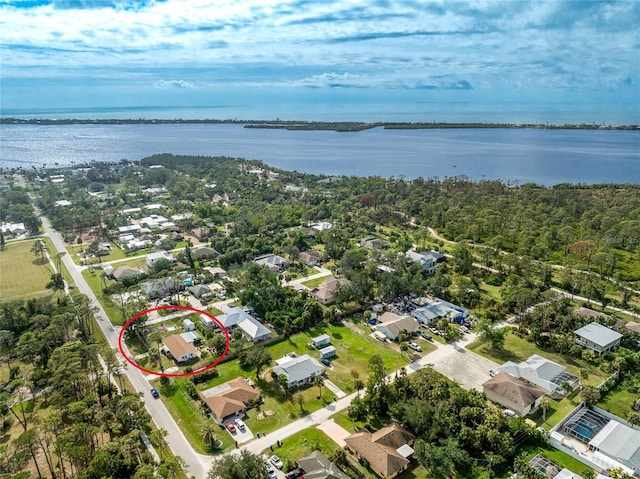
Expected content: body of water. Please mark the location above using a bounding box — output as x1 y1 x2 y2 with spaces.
1 123 638 186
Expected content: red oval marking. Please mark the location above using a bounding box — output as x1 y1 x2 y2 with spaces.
117 305 229 378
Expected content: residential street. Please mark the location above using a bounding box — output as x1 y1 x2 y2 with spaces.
21 198 508 478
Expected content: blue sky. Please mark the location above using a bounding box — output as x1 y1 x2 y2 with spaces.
1 0 639 123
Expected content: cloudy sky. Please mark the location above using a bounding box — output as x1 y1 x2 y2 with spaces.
1 0 639 122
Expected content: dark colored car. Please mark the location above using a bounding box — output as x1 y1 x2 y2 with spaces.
150 388 160 399
320 358 331 367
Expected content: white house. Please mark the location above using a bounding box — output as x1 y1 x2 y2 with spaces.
146 251 176 269
200 313 216 328
574 322 623 356
216 307 271 343
272 354 324 389
374 313 420 341
162 334 198 363
499 354 579 397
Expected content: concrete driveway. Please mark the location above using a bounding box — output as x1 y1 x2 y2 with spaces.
429 340 502 391
225 420 254 445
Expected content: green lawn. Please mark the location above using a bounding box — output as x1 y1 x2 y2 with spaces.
597 373 640 420
260 427 338 463
82 269 124 323
67 243 127 264
518 444 592 477
0 239 54 300
301 274 333 288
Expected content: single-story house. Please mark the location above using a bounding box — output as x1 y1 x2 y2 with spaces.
182 318 195 331
588 415 640 476
297 450 349 479
146 251 177 269
203 266 227 279
499 354 579 397
188 284 213 300
253 253 289 272
104 265 145 281
360 238 390 250
574 322 623 356
375 313 420 341
180 330 202 345
191 246 219 260
299 249 323 265
199 377 260 424
318 346 337 360
272 354 324 389
344 424 415 479
139 277 184 300
411 299 468 325
309 222 333 234
310 277 349 306
0 222 27 236
162 334 198 363
482 372 546 416
216 307 271 343
311 334 331 348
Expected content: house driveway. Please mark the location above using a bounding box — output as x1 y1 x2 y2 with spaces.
316 419 350 447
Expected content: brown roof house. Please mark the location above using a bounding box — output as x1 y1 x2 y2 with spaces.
299 249 323 266
162 334 198 363
310 277 349 306
104 264 145 281
374 312 420 341
199 378 259 424
482 372 546 417
345 424 415 478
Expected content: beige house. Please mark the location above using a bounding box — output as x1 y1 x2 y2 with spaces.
310 277 348 305
345 424 414 478
482 372 546 416
199 378 259 424
162 334 198 363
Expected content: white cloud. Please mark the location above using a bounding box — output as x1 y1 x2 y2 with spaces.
154 79 194 89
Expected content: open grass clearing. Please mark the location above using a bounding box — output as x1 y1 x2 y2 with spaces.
67 243 127 264
261 427 338 467
597 373 640 420
0 239 56 300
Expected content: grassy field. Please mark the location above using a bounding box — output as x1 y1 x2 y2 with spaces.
261 427 338 463
67 243 127 264
0 239 54 300
597 373 640 419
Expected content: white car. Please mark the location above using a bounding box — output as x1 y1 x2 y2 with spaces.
407 342 422 352
489 369 497 377
234 418 246 431
266 465 277 479
270 455 284 469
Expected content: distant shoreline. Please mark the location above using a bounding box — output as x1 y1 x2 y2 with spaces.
1 117 638 131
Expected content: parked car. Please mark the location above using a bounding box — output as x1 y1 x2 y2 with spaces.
150 388 160 399
266 465 278 479
420 332 433 341
503 409 517 417
245 377 255 387
460 325 470 334
489 370 497 377
270 455 284 469
225 422 236 433
407 342 422 352
320 358 331 367
234 419 246 431
285 468 304 479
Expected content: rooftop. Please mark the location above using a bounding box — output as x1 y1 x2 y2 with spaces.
574 322 623 346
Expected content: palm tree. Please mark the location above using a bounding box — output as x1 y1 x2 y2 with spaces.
200 421 220 451
314 375 325 400
540 397 550 423
30 239 46 263
351 369 363 396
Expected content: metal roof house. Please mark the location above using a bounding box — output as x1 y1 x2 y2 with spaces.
411 298 467 325
574 322 623 356
297 450 349 479
318 346 337 360
272 354 324 389
216 307 271 343
499 354 579 397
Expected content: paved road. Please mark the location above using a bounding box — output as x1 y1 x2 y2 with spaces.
31 202 213 478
